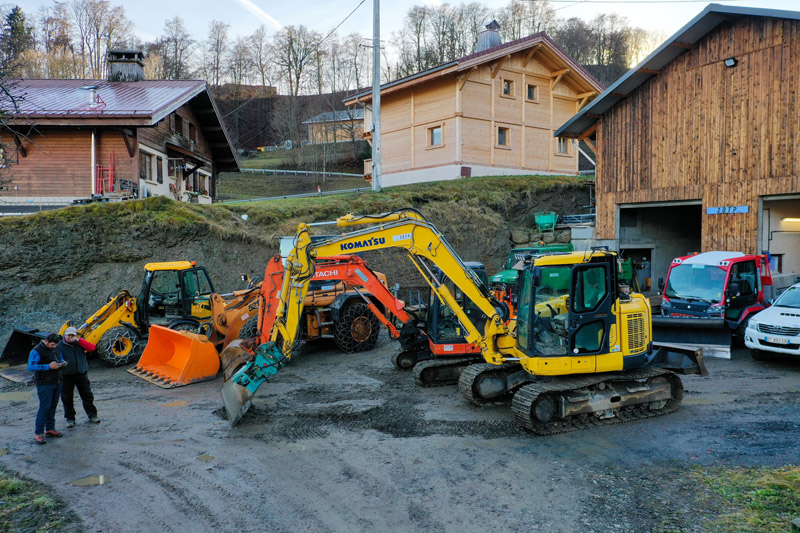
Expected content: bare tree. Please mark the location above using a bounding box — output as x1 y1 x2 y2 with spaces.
553 17 594 66
273 25 321 96
204 20 229 87
228 36 253 85
342 33 367 89
37 3 79 78
249 24 276 89
160 16 194 80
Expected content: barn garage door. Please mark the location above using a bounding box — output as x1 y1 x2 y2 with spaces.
618 203 702 293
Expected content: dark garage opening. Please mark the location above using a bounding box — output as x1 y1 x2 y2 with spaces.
619 204 702 294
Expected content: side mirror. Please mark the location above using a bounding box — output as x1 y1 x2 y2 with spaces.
657 278 664 291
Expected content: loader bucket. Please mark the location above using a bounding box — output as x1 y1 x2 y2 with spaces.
0 328 47 383
652 316 731 359
127 325 220 388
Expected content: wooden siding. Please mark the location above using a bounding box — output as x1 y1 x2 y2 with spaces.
138 102 213 162
366 44 586 176
596 17 800 253
0 128 141 197
306 120 363 144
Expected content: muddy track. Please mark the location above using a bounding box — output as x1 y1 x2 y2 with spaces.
2 336 800 531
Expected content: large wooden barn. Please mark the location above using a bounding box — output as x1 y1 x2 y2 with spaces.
556 4 800 284
345 23 603 187
0 51 239 214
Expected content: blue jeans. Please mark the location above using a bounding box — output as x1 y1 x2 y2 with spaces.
35 383 62 435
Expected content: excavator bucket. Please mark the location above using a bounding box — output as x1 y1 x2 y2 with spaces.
0 328 47 383
127 325 220 388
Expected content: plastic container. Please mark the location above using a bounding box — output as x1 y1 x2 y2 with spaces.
534 211 558 232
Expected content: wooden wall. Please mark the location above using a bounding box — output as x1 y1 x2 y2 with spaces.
0 128 140 197
373 45 586 176
596 17 800 253
138 103 213 161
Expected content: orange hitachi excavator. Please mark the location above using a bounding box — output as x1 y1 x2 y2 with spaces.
218 254 429 381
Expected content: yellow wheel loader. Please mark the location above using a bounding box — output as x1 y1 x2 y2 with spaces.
222 209 708 433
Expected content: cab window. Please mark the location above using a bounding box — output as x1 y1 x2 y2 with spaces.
574 266 607 313
183 269 213 297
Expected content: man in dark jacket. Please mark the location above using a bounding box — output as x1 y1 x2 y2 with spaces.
58 327 100 427
27 333 67 444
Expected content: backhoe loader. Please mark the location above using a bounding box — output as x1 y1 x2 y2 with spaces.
1 261 262 388
221 209 707 434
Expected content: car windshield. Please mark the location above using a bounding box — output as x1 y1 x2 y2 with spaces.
774 286 800 309
665 263 726 303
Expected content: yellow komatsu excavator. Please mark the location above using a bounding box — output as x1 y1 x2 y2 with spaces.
221 209 708 433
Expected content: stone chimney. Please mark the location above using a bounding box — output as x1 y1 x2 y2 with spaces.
476 20 502 53
107 50 145 82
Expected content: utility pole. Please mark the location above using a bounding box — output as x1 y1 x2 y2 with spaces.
371 0 382 192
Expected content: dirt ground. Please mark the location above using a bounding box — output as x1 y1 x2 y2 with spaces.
2 336 799 532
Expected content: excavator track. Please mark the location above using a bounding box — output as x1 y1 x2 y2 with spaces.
510 367 684 436
412 356 480 387
458 362 521 404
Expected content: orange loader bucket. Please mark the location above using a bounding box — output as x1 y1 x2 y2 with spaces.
127 325 220 388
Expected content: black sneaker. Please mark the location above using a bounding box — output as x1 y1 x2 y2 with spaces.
89 416 101 424
66 419 76 428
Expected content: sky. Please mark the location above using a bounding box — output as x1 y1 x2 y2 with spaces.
16 0 800 46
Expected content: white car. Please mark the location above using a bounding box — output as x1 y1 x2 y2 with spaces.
744 282 800 360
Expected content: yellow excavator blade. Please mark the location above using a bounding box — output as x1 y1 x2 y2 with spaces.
127 325 220 388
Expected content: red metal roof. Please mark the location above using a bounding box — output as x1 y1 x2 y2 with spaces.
1 79 206 124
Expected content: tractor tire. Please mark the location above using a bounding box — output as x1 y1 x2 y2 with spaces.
168 319 200 333
734 317 751 347
238 315 259 341
334 302 380 353
96 326 144 367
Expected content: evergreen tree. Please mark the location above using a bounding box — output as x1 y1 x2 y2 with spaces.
0 6 35 76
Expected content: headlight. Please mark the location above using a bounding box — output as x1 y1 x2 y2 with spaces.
661 299 672 310
748 319 760 329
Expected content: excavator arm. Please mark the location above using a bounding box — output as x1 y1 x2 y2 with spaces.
221 210 518 424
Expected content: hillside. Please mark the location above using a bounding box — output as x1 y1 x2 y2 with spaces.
0 175 591 341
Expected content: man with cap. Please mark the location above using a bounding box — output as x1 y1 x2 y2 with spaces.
58 327 100 428
27 333 68 444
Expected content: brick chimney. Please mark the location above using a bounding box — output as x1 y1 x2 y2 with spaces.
107 50 145 82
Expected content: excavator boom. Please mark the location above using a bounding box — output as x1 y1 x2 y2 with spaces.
223 209 707 432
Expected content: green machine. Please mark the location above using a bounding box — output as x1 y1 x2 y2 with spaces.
490 243 574 292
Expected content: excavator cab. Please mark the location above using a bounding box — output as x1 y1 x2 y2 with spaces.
426 263 490 348
516 254 627 361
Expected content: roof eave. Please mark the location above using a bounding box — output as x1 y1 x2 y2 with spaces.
555 3 800 138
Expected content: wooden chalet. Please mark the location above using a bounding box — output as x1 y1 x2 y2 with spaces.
302 109 364 144
556 4 800 282
344 23 603 187
0 51 239 214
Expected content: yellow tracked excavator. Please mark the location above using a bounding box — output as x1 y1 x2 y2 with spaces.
221 209 708 432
